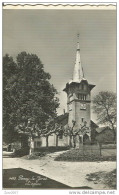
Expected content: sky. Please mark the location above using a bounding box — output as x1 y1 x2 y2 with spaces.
3 8 116 123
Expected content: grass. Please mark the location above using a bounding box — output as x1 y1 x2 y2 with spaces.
31 146 70 158
19 146 70 160
86 169 116 189
55 147 116 162
101 144 116 149
34 146 70 153
13 146 70 158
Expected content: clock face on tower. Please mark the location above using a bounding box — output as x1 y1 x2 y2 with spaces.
80 103 86 110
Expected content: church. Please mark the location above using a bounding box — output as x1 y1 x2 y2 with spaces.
34 36 98 148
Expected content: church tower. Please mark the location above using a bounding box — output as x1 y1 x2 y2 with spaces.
63 35 95 130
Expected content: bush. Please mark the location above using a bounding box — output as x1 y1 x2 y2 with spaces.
34 146 70 153
13 146 30 157
34 152 47 157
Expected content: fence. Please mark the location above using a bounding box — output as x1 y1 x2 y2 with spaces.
77 142 116 157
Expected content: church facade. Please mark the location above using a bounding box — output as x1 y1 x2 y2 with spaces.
34 36 98 148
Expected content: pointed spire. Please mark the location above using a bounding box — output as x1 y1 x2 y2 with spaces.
73 34 84 82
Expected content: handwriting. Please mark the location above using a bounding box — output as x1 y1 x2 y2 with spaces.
8 174 48 187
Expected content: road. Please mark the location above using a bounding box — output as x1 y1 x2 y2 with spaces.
3 151 116 189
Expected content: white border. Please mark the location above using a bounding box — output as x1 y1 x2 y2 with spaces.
1 1 118 195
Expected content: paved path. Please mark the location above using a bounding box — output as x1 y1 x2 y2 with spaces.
3 151 14 158
3 151 116 190
46 150 70 158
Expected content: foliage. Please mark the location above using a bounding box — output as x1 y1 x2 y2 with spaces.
95 129 115 156
13 146 30 157
3 52 59 144
93 91 116 131
3 54 19 143
95 130 115 144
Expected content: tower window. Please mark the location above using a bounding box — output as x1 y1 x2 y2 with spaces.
81 118 84 122
81 84 84 90
78 94 80 99
78 94 86 100
84 95 86 100
34 141 37 148
84 85 87 90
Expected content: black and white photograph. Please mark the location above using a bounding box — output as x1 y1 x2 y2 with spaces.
2 3 117 191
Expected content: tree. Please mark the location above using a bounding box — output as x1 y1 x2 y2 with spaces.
71 120 78 148
3 54 19 143
41 118 55 148
64 126 73 147
3 52 59 148
63 121 78 148
54 123 64 147
92 91 116 141
64 120 90 148
95 129 115 156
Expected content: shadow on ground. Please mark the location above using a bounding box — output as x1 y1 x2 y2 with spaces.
3 168 92 189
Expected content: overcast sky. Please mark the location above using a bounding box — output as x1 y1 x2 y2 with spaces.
3 9 116 123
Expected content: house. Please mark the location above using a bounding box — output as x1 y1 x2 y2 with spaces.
95 126 116 143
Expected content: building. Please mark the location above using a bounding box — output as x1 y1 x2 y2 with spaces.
63 35 96 140
33 35 98 148
95 126 116 143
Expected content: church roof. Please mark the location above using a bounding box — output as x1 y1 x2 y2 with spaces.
56 112 68 121
63 80 95 92
90 120 99 128
96 126 113 133
56 112 98 128
56 113 68 126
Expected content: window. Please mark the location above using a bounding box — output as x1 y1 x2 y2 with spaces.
84 85 87 90
81 84 84 90
84 95 86 100
34 141 42 148
78 94 80 99
37 141 42 147
59 134 63 139
81 118 84 122
34 141 37 148
78 94 86 100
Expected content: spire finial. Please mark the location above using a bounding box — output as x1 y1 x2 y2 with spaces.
77 33 80 50
73 34 84 81
77 33 80 39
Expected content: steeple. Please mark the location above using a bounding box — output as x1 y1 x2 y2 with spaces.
73 34 84 82
63 35 95 93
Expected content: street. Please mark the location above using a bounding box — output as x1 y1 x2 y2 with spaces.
3 151 116 189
